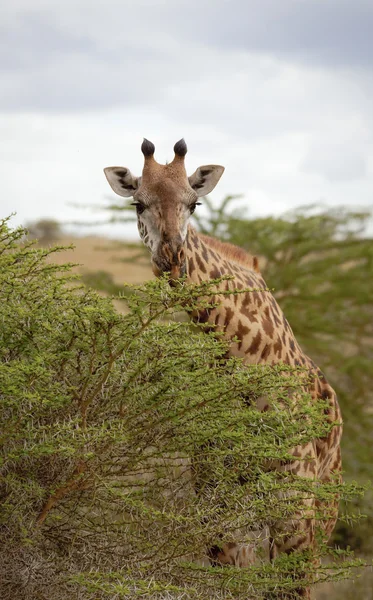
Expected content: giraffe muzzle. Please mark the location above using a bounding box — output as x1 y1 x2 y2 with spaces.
153 241 186 280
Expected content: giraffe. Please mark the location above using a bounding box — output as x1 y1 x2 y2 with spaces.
104 139 343 599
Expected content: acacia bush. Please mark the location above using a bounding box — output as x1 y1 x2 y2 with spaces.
0 218 364 599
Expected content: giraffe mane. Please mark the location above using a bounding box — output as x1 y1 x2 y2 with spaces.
198 232 260 273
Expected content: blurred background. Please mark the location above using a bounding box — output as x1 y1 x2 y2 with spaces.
1 1 373 597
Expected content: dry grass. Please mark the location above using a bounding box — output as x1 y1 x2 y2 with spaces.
49 235 153 285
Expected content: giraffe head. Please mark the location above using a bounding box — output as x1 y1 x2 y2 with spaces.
104 139 224 278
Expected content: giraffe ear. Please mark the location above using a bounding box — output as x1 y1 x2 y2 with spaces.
188 165 225 197
104 166 140 198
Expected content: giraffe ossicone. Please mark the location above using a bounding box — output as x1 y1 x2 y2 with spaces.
104 139 342 599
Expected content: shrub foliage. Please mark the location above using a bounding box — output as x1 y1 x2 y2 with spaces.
0 218 364 599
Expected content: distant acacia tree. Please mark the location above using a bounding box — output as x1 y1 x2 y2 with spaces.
26 217 63 242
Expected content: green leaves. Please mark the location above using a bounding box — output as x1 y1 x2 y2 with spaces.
0 217 365 599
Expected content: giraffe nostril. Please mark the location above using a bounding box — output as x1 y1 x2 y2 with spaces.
178 248 185 263
158 241 185 274
163 244 173 262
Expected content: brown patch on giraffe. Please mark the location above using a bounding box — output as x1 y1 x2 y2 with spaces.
270 296 280 314
236 320 249 350
195 253 207 274
242 292 251 307
273 312 282 327
331 447 342 471
254 293 263 308
262 317 274 338
273 335 282 357
186 236 193 251
201 243 209 263
260 344 271 360
283 316 291 331
223 261 234 275
247 330 262 355
210 266 221 279
317 444 327 462
192 236 200 249
240 300 253 316
188 256 196 275
241 305 259 322
224 307 234 329
321 387 332 400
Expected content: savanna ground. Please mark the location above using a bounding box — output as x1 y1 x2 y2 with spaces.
48 235 153 285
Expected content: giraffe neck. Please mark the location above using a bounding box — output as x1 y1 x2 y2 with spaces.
185 227 306 367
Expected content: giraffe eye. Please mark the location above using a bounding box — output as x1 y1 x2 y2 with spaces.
131 202 146 215
189 202 201 214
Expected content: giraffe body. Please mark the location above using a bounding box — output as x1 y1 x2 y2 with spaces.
104 139 343 599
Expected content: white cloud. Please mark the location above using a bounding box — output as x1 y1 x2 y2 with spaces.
0 0 372 239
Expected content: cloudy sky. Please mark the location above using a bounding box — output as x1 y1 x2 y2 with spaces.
1 0 373 238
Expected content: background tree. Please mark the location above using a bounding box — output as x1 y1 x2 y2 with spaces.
26 217 63 243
